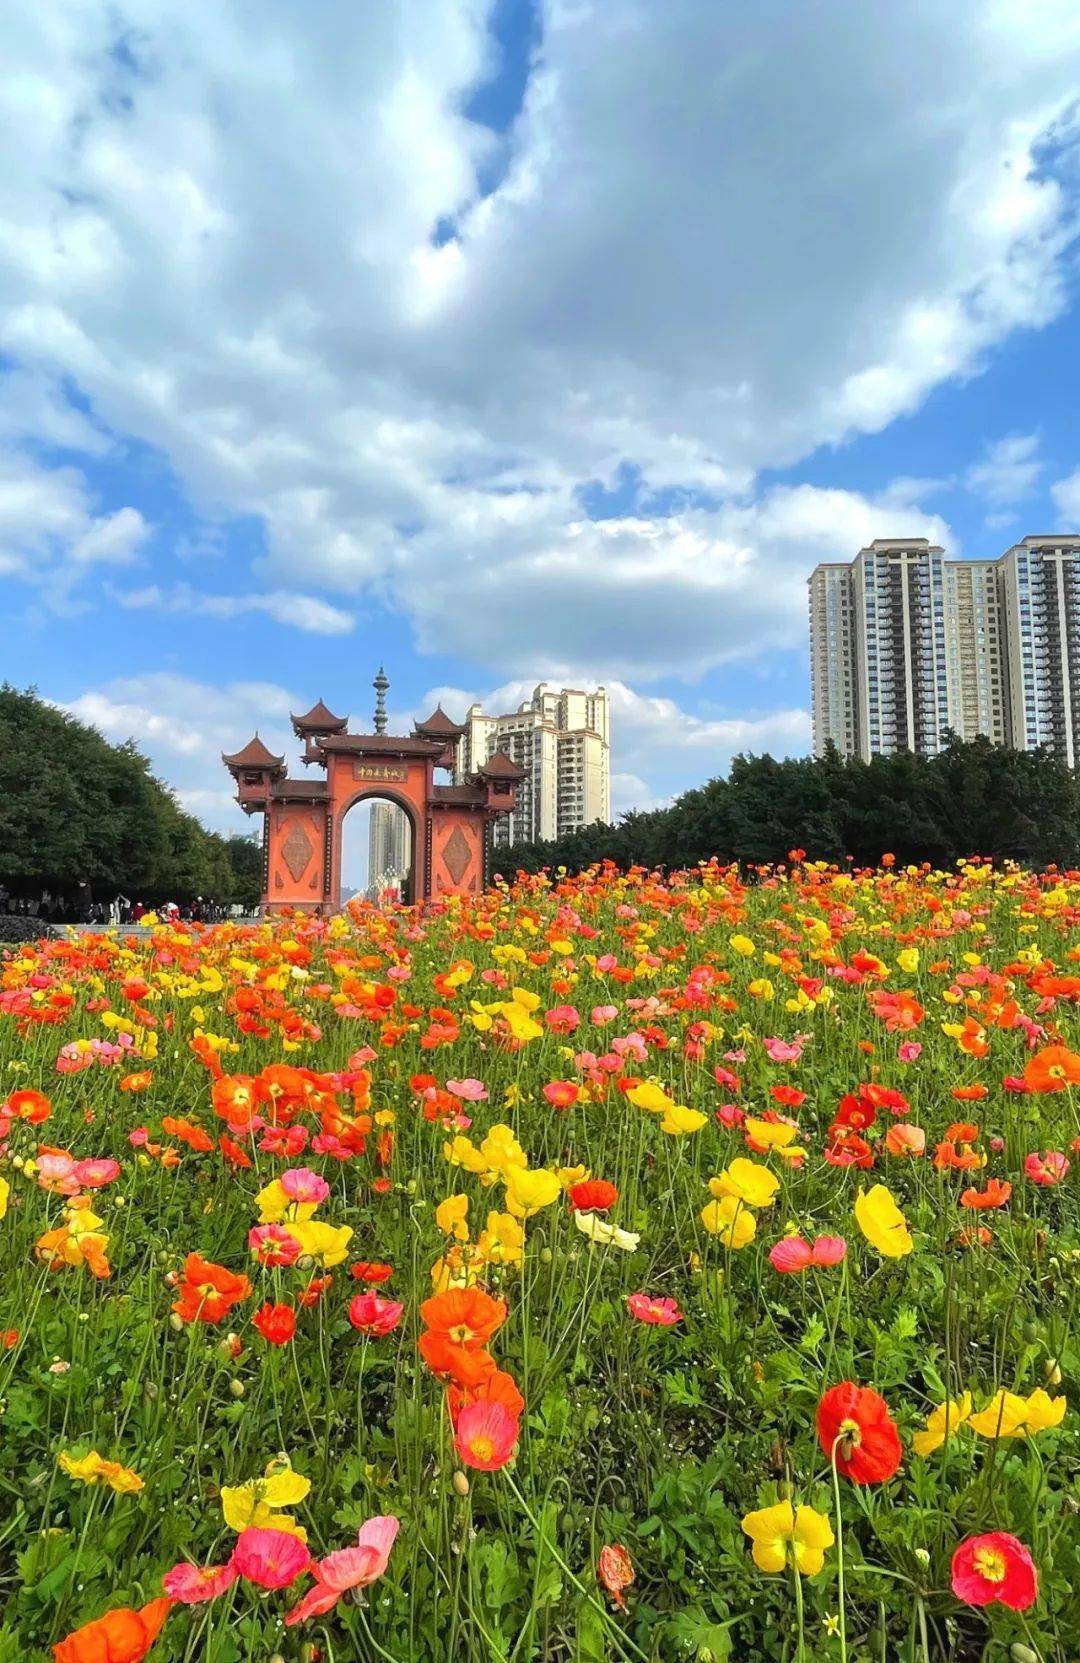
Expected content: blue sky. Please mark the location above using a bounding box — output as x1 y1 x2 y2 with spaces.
1 0 1079 833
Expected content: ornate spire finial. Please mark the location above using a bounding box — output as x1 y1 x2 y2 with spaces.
373 665 389 734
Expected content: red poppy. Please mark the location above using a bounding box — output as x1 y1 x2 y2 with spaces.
348 1293 404 1336
951 1532 1038 1611
817 1382 902 1484
252 1302 296 1346
567 1179 619 1214
349 1261 394 1284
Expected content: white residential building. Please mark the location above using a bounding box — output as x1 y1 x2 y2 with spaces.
809 534 1080 761
944 560 1007 744
459 684 611 845
999 536 1080 764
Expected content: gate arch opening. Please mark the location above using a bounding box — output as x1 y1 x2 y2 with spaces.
338 789 418 907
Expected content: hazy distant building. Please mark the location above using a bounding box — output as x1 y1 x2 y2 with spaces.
459 684 610 845
810 534 1080 761
367 801 410 894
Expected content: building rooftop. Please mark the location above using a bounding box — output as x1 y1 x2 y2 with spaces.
222 734 285 770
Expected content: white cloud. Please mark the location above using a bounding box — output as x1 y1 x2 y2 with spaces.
0 445 146 587
1051 469 1080 527
966 432 1043 507
61 673 300 831
0 2 1076 676
112 582 355 634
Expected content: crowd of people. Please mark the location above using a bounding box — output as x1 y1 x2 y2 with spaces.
0 888 244 926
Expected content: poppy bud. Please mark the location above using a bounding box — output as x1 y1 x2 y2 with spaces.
269 1654 286 1663
169 1312 184 1332
1045 1358 1062 1385
777 1478 793 1500
1022 1319 1040 1342
914 1547 930 1567
539 1247 553 1265
229 1378 245 1398
145 1381 158 1399
1010 1646 1039 1663
452 1470 470 1496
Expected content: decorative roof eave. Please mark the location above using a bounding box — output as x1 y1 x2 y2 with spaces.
291 698 349 735
313 733 445 759
414 704 467 739
270 777 330 803
478 749 526 779
222 734 286 771
431 783 490 809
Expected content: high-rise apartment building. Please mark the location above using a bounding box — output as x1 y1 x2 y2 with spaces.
809 535 1080 760
459 684 610 845
808 563 857 757
944 560 1007 745
999 537 1080 764
851 539 950 761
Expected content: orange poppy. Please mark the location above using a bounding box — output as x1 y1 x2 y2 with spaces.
960 1178 1012 1211
53 1596 172 1663
171 1253 252 1324
419 1287 507 1347
1023 1045 1080 1094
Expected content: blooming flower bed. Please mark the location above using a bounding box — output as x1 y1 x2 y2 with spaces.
1 857 1079 1662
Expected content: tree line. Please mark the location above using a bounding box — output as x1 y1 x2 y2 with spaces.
0 686 262 911
497 736 1080 876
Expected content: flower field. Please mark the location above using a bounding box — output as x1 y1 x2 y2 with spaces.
2 859 1080 1663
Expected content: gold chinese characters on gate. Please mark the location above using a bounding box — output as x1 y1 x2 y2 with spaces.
353 762 408 783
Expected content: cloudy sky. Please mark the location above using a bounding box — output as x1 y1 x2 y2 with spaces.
3 0 1080 832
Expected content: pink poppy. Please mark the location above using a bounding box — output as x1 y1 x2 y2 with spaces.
280 1167 330 1205
545 1006 581 1034
897 1041 922 1062
74 1157 121 1189
769 1236 815 1274
285 1516 399 1627
455 1400 520 1471
248 1223 302 1266
627 1292 683 1326
951 1532 1038 1611
446 1078 488 1101
163 1561 238 1604
811 1235 847 1266
1025 1151 1069 1187
348 1292 404 1336
596 954 619 972
231 1527 311 1589
591 1005 619 1025
763 1035 807 1063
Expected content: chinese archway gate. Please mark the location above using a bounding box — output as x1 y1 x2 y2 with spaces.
222 670 524 913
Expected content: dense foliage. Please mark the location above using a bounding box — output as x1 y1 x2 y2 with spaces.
500 738 1080 876
0 687 260 908
1 860 1079 1662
